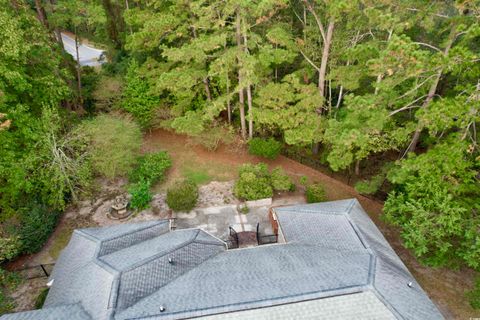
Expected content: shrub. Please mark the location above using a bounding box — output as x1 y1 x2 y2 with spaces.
299 175 308 186
166 180 198 212
468 277 480 309
248 137 282 160
306 183 326 203
355 164 391 195
0 235 21 264
128 180 152 210
80 114 142 179
129 151 172 184
189 126 235 151
17 203 60 254
355 174 384 195
234 163 273 200
271 168 294 192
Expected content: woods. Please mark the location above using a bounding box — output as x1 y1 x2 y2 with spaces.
0 0 479 312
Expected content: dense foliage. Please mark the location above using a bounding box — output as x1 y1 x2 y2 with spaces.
79 114 142 179
129 151 172 185
384 138 480 269
248 138 282 160
166 180 199 212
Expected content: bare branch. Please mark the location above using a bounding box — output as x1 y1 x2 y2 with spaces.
394 74 438 101
389 95 427 116
414 42 442 53
299 49 320 71
301 0 326 43
406 7 450 19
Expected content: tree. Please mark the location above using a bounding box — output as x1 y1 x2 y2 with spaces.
121 61 159 129
384 136 480 270
255 74 323 145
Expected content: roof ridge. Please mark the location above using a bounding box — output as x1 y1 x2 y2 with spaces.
111 229 199 273
115 237 226 318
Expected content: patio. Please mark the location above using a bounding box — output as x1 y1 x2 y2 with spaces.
173 205 274 245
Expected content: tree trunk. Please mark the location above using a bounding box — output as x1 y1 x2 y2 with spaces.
226 71 231 124
407 26 457 153
312 20 334 154
246 85 253 138
355 159 360 176
74 32 83 107
317 20 334 104
336 85 343 108
243 28 253 139
191 26 212 102
34 0 49 29
236 9 247 139
102 0 126 49
47 0 64 47
203 78 212 101
375 29 393 95
125 0 133 35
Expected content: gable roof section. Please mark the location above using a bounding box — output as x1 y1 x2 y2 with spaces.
43 220 226 319
115 244 373 319
274 199 443 320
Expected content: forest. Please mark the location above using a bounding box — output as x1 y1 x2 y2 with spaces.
0 0 479 313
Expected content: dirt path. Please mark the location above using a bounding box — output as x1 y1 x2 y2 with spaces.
144 129 478 319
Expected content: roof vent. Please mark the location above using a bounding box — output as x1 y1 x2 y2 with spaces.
407 281 413 288
168 257 174 265
159 305 166 312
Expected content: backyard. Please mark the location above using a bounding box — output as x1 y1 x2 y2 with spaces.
4 128 477 319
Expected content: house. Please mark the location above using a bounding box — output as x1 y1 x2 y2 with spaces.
1 199 443 319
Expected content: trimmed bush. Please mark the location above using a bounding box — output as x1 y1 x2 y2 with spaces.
248 137 282 160
128 180 152 210
166 180 198 212
129 151 172 184
234 163 273 200
271 168 294 191
305 183 326 203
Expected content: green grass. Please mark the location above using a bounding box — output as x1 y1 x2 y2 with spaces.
182 167 212 185
48 226 74 260
34 288 49 309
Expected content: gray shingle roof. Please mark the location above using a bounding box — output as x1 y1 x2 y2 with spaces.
200 291 396 320
1 199 443 320
275 199 444 320
115 244 373 320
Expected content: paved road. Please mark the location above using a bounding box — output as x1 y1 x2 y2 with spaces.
61 33 105 67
